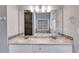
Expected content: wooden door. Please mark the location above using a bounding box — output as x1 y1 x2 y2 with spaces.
24 10 32 35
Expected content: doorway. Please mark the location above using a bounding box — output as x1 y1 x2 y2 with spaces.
24 10 32 35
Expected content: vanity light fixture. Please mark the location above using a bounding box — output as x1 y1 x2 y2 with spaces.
47 6 51 12
29 5 52 12
30 6 33 12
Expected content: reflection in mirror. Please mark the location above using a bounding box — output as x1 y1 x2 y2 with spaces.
8 5 64 44
19 5 63 36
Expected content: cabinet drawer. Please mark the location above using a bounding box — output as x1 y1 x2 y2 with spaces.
9 44 72 53
9 45 33 53
32 45 72 53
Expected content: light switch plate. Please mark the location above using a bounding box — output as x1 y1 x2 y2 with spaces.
77 28 79 33
69 16 75 24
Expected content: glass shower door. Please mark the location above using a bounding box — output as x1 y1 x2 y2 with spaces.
36 12 50 33
37 19 49 33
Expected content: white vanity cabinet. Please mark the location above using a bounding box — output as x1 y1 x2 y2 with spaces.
9 44 73 53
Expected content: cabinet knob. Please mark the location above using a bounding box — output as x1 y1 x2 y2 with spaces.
39 48 42 50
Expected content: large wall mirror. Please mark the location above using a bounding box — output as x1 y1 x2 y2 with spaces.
18 5 63 36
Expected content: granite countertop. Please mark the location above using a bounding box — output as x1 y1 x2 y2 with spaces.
9 35 73 45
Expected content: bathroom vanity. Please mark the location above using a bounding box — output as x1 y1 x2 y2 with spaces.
9 35 73 53
9 6 74 53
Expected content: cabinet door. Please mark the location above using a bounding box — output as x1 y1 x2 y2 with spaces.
9 45 33 53
0 6 9 53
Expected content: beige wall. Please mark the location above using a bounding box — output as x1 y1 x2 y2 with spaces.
63 6 79 52
7 5 19 37
56 7 63 33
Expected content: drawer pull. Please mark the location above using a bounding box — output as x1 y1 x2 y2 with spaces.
39 48 42 50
